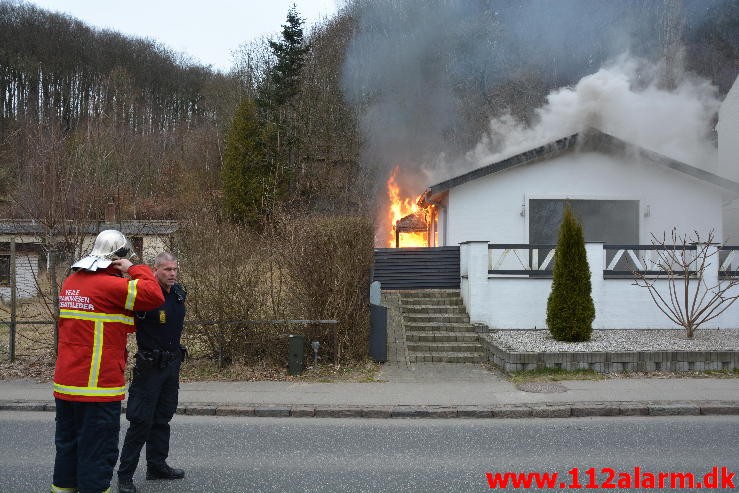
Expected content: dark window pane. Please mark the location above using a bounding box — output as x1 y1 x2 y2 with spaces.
529 199 639 244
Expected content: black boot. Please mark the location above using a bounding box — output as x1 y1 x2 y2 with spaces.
117 477 137 493
146 463 185 480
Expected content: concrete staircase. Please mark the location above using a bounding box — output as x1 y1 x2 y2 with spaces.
400 290 485 363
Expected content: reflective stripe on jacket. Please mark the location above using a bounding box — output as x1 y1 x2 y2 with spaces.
53 265 165 402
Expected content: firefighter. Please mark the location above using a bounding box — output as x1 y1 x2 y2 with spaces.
117 252 186 493
51 230 164 493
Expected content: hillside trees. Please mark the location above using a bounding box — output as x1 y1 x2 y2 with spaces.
222 7 308 226
0 1 231 221
0 2 220 132
225 6 367 225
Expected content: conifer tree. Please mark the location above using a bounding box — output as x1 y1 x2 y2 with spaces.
263 5 309 109
546 203 595 341
221 98 277 229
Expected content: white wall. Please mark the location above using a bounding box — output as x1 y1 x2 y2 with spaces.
0 253 39 301
717 75 739 183
719 76 739 245
461 242 739 330
444 151 724 246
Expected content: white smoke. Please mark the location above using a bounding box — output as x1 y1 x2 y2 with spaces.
444 54 721 179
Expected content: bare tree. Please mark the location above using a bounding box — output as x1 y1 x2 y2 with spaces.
633 229 739 338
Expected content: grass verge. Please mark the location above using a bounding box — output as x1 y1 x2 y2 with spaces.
178 358 382 383
507 367 605 384
504 366 739 384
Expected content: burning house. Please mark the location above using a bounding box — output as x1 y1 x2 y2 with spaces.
374 74 739 331
419 128 738 249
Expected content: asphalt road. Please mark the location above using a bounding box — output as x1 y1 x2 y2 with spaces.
1 412 737 492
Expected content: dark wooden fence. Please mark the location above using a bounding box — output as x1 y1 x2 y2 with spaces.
372 247 460 290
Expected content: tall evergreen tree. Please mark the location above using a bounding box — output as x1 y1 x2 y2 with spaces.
546 204 595 342
221 98 277 228
263 5 310 108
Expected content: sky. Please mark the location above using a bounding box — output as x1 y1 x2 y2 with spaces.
25 0 339 72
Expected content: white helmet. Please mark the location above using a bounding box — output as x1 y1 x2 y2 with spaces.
71 229 138 271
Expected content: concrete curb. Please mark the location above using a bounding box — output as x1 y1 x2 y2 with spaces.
2 400 737 419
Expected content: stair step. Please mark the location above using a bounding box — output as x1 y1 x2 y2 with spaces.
403 313 470 323
404 322 478 333
400 297 463 307
406 331 480 343
407 342 484 353
397 289 482 364
402 305 467 314
400 289 461 297
407 352 486 363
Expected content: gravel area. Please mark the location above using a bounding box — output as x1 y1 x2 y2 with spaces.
484 329 739 352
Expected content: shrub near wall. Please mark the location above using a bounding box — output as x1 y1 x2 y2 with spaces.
282 215 374 363
176 210 272 366
546 204 595 342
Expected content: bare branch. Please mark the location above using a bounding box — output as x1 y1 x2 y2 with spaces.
633 228 739 338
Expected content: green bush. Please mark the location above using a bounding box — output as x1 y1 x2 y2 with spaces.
546 204 594 342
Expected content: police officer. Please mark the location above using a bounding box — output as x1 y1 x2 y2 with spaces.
52 230 164 493
117 252 186 493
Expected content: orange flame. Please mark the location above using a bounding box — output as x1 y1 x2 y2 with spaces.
386 165 428 248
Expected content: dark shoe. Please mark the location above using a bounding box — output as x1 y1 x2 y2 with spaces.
117 478 137 493
146 463 185 480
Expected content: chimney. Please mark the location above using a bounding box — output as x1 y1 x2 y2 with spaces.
105 202 116 223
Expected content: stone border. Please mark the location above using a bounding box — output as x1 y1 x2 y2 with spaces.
2 400 736 419
483 339 739 373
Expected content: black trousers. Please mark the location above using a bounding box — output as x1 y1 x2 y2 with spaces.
117 354 180 480
53 399 121 493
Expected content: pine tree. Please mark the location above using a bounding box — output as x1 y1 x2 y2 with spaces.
546 203 595 342
264 5 309 108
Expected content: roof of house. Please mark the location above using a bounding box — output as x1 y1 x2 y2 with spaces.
422 129 739 203
0 220 179 236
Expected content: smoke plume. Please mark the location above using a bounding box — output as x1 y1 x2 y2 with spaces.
460 54 721 177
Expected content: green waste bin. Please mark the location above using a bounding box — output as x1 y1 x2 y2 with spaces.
288 334 305 375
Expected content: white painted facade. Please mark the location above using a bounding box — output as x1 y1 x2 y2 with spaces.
717 75 739 183
718 75 739 245
0 252 39 301
461 241 739 330
429 137 739 331
442 151 724 246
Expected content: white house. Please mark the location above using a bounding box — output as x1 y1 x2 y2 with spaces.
0 220 179 300
417 128 739 330
422 130 737 248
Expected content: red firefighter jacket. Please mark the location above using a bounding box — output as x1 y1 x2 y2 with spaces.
53 264 165 402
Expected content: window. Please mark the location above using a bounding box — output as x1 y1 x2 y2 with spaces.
0 255 9 286
529 199 639 245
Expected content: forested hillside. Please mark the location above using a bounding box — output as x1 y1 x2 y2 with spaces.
1 0 737 223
